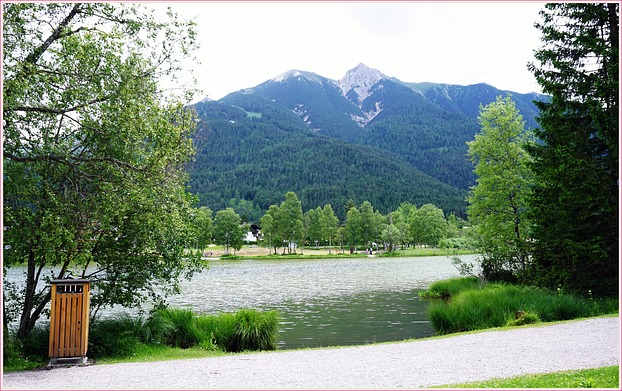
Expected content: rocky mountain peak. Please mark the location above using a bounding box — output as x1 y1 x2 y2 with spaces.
339 63 388 104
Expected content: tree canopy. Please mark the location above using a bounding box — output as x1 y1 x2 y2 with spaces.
2 3 202 339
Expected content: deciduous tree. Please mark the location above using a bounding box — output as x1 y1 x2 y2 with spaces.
213 208 246 256
2 3 201 340
320 204 339 253
276 192 304 254
194 207 213 254
467 95 535 282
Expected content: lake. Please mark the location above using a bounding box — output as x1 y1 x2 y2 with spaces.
168 255 475 349
4 255 477 349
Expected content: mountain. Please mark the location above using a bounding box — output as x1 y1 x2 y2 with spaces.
189 100 468 222
188 64 547 222
406 81 546 130
244 69 363 142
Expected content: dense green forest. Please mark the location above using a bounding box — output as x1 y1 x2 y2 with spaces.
189 101 468 222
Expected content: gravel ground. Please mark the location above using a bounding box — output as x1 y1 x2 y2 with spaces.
3 317 619 390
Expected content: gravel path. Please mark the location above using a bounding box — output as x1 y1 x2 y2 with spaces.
3 317 619 390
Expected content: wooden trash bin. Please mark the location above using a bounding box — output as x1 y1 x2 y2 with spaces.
48 279 90 365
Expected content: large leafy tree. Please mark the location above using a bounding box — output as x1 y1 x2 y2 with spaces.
194 207 214 254
259 207 279 255
320 204 339 253
526 3 619 297
2 3 201 340
304 207 323 248
410 203 448 247
467 96 535 283
345 206 362 253
213 208 247 256
359 201 379 249
277 192 304 254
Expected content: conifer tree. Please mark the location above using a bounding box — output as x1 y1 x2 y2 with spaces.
527 3 619 296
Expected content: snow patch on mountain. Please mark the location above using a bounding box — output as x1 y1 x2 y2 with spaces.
292 103 309 120
271 70 327 86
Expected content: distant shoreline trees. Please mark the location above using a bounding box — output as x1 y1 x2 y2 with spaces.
194 192 468 256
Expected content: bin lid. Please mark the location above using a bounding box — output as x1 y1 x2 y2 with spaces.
50 278 90 284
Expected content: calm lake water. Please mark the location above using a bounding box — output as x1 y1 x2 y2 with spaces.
5 255 477 349
169 255 474 349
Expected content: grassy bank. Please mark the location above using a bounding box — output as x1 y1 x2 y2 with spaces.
436 365 620 388
421 277 618 334
379 248 475 257
213 246 475 260
3 307 279 372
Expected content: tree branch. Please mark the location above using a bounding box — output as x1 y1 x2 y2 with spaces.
6 96 112 116
25 3 83 66
4 152 142 172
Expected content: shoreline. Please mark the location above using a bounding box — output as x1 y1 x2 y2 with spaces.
4 317 618 389
202 246 476 260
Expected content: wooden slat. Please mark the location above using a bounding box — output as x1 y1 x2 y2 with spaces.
75 293 83 356
69 293 78 356
82 284 90 356
48 284 58 357
59 293 67 356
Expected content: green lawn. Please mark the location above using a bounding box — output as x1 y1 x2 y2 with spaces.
436 366 619 388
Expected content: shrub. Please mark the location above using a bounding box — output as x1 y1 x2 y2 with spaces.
195 312 237 351
21 325 50 358
195 309 280 352
506 311 540 327
88 315 144 358
150 308 205 349
2 332 46 371
233 309 280 352
150 308 281 353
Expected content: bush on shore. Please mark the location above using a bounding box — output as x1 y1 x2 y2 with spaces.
423 278 618 334
4 307 280 370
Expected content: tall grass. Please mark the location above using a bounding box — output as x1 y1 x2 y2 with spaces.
139 307 280 353
194 309 280 352
4 307 281 371
150 308 205 349
233 309 280 352
423 276 483 299
427 280 618 335
194 312 237 351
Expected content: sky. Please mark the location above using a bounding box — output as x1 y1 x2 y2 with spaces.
157 1 548 101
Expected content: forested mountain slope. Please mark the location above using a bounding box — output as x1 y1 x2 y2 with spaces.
189 100 467 221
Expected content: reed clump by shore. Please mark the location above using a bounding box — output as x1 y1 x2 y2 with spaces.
420 277 618 334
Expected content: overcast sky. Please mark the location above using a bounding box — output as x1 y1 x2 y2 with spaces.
159 2 548 101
